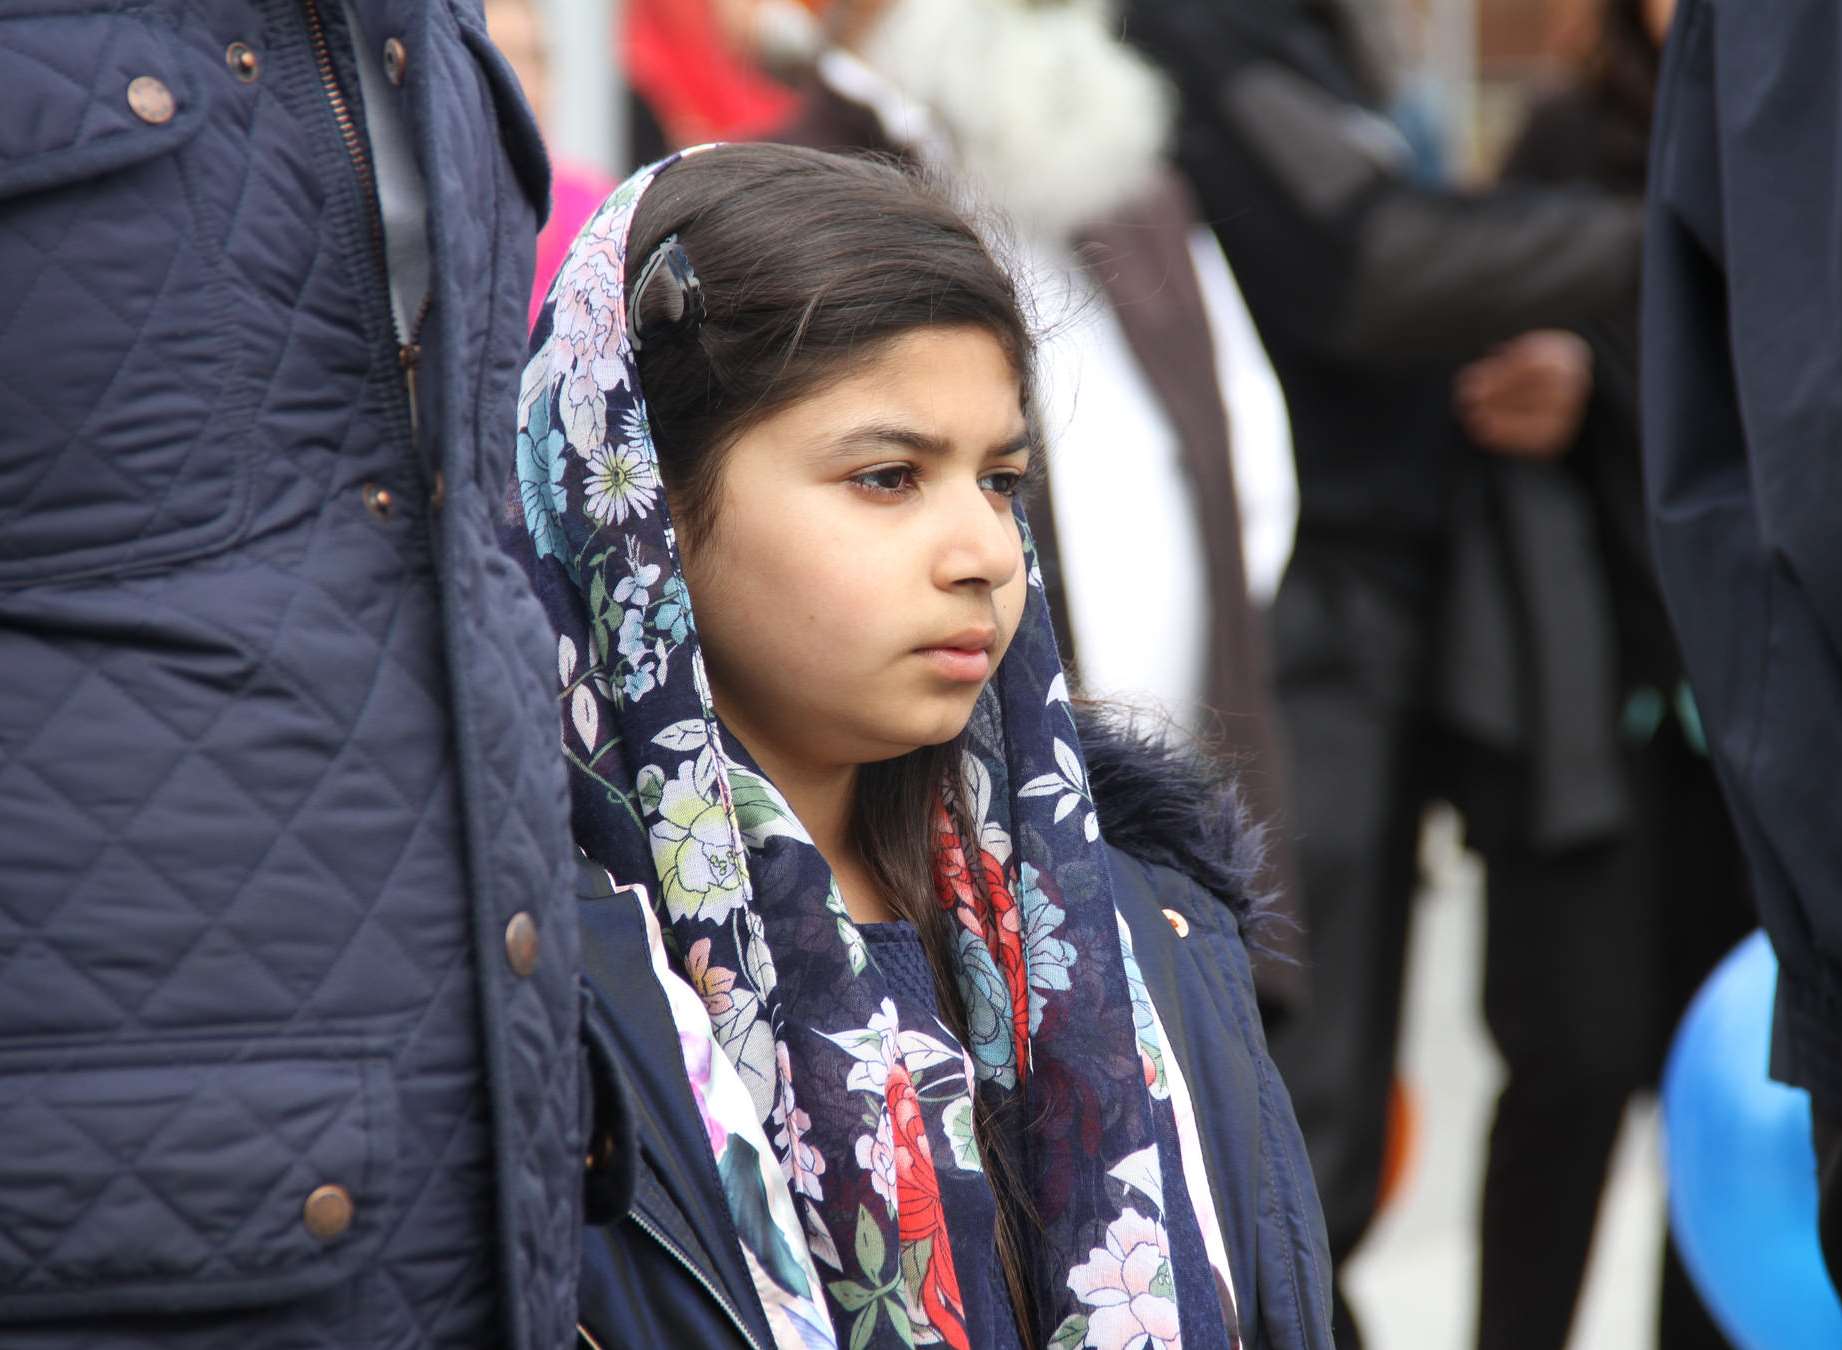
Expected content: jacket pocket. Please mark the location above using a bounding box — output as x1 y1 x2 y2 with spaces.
0 8 208 199
0 1038 398 1321
0 7 252 588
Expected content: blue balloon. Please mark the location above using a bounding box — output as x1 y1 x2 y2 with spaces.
1663 930 1842 1348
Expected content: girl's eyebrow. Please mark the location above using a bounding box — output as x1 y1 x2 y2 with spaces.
822 421 1034 461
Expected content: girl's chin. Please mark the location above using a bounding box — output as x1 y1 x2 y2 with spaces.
850 704 983 763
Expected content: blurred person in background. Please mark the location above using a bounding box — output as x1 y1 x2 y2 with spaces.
496 0 801 216
625 0 800 153
729 0 1310 1018
1118 1 1648 1343
1445 0 1749 1344
0 3 579 1345
490 0 799 325
1644 0 1842 1300
485 0 617 327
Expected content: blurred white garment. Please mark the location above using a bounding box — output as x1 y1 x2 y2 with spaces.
812 45 949 165
1032 245 1212 733
1189 227 1298 605
857 0 1171 239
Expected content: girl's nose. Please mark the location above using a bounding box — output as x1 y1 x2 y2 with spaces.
934 480 1022 592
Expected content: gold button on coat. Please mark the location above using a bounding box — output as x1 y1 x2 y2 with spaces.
226 42 259 82
127 76 176 125
303 1184 354 1241
383 37 407 86
361 482 394 520
505 911 539 976
1162 907 1190 938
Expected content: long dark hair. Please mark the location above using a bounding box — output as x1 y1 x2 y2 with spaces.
627 141 1040 1340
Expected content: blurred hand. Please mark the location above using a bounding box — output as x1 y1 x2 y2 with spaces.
1454 329 1594 460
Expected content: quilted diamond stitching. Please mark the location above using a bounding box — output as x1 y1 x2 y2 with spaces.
62 22 121 148
0 259 166 537
0 176 193 550
0 13 280 570
4 17 122 131
7 1060 376 1290
368 960 495 1340
33 1117 223 1284
0 503 412 1009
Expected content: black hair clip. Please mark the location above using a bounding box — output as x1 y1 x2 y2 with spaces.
630 235 705 352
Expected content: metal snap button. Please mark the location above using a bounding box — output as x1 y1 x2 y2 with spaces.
303 1184 354 1241
505 911 539 977
226 42 259 82
429 470 445 513
1162 907 1190 938
361 482 395 520
127 76 176 125
383 37 407 86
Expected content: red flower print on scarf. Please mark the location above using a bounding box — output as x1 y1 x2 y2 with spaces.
931 804 981 932
984 872 1030 1082
887 1063 970 1350
932 805 1032 1084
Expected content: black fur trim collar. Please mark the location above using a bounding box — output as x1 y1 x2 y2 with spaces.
1074 703 1270 937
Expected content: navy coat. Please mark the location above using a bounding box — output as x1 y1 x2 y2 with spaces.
1643 0 1842 1113
0 3 578 1344
574 720 1336 1349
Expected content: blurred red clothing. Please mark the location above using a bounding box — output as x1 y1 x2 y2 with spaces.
624 0 798 146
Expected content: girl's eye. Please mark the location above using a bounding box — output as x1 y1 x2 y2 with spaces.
850 465 916 496
980 470 1025 498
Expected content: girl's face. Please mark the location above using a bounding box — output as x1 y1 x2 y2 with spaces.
682 325 1031 773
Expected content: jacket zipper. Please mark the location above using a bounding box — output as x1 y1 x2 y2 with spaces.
399 292 433 444
628 1208 768 1350
300 0 429 449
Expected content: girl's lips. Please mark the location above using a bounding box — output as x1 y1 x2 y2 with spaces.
916 646 992 683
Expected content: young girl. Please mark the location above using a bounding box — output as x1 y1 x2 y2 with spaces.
503 142 1332 1350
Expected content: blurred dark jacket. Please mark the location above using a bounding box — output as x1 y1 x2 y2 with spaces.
1439 40 1684 854
775 78 1310 1014
1644 0 1842 1114
1497 50 1683 695
1121 0 1644 549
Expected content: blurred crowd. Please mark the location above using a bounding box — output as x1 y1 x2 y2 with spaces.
483 0 1752 1345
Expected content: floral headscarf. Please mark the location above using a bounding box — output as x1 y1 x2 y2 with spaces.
504 148 1234 1350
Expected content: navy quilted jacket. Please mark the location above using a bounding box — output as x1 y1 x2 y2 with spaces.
0 3 579 1346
